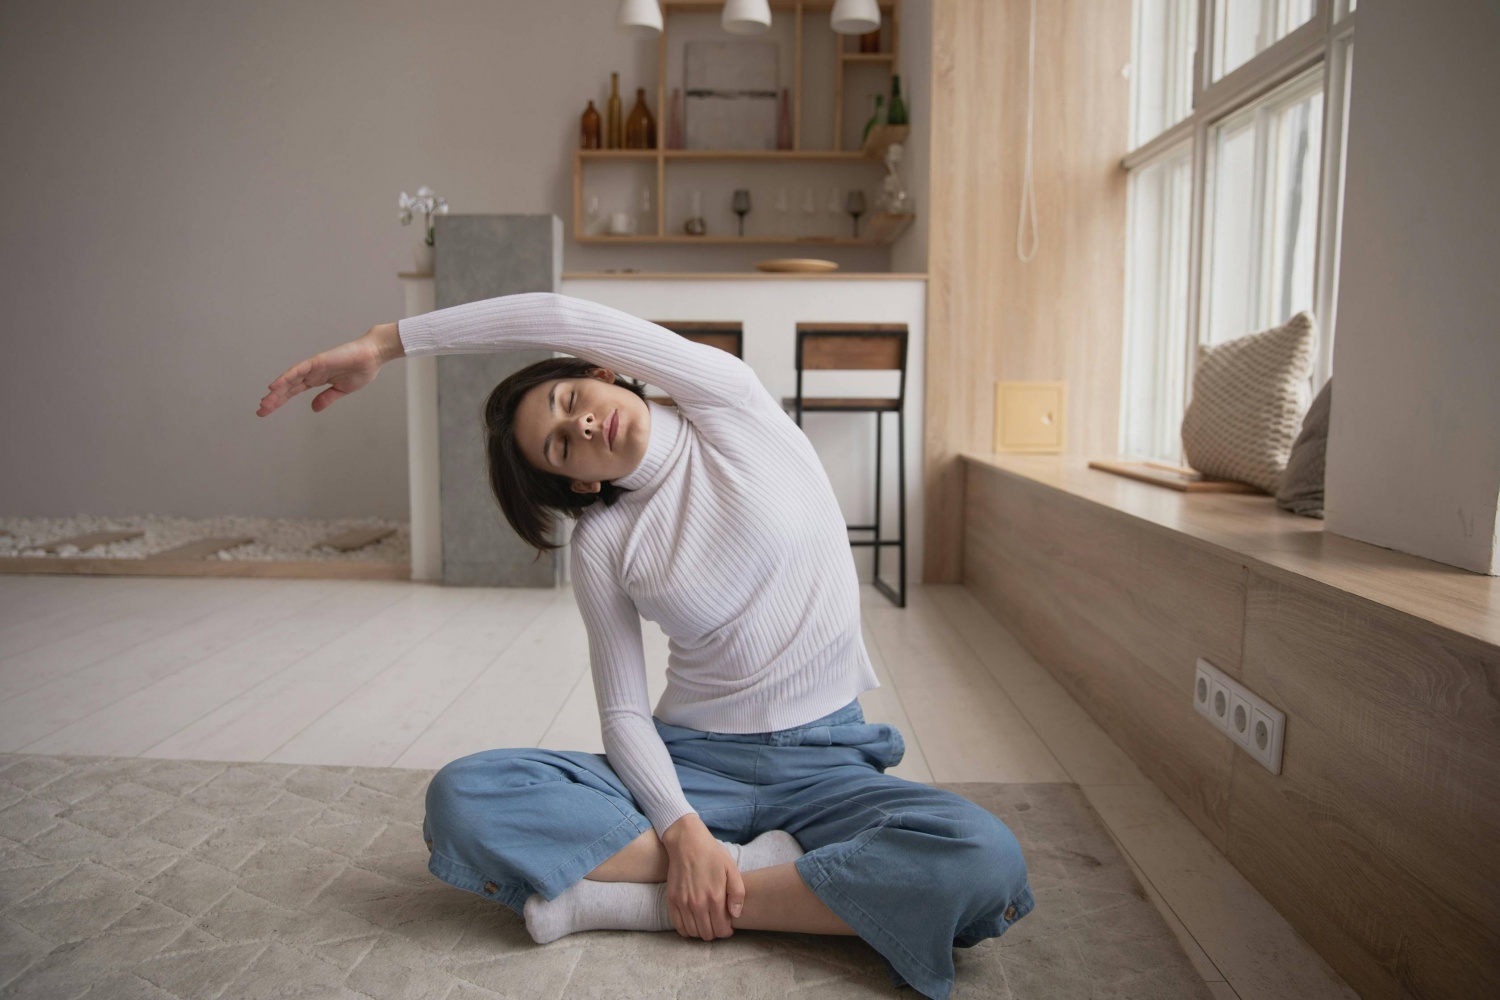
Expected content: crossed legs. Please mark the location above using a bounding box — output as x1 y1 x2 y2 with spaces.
586 827 857 936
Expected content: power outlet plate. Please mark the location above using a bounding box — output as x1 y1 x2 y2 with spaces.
1194 658 1285 774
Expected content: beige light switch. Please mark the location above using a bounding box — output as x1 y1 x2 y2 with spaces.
994 381 1066 453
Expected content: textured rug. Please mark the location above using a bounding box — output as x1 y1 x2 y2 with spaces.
0 754 1211 999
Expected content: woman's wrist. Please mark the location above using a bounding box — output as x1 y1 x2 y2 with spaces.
364 321 405 364
660 812 706 851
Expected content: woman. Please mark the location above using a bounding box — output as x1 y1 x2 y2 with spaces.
257 292 1032 999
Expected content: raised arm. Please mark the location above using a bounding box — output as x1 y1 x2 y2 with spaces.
398 292 756 412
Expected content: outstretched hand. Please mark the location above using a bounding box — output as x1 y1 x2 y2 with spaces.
256 322 402 417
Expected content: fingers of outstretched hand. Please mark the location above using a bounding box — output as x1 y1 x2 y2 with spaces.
257 359 319 416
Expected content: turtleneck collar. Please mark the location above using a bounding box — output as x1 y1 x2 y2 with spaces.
612 401 684 494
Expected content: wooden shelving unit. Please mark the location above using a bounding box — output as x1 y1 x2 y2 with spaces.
573 0 912 247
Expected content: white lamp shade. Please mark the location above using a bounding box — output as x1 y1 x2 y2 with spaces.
722 0 772 35
831 0 881 35
616 0 663 37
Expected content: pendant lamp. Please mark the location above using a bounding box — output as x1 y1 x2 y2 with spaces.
830 0 881 35
616 0 663 37
722 0 772 35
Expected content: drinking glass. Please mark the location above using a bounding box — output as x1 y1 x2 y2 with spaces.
732 188 752 237
847 189 867 238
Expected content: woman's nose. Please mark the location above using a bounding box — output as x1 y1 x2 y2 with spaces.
574 411 595 437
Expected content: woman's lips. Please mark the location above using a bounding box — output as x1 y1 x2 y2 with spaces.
607 410 618 448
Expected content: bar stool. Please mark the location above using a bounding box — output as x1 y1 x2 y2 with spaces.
644 321 744 406
784 323 908 608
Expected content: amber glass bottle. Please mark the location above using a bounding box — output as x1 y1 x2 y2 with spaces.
625 88 656 149
580 100 601 149
607 73 623 149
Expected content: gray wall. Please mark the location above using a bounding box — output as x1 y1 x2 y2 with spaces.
0 0 929 520
1324 0 1500 574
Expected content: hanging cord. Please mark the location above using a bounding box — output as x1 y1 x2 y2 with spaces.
1016 0 1040 263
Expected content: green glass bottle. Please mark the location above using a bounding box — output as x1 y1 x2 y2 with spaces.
888 74 909 126
862 94 885 144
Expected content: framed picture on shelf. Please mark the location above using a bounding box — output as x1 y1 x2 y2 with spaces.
684 40 779 150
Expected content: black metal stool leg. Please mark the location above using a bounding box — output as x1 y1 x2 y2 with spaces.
873 408 883 588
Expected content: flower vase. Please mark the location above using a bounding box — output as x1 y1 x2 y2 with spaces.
412 241 434 274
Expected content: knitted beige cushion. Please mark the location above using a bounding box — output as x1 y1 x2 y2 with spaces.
1181 311 1318 493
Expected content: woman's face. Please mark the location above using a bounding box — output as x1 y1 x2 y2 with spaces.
513 368 651 493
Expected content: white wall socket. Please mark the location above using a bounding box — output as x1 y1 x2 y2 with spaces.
1193 658 1285 774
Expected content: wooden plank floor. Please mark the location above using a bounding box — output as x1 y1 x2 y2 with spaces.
0 576 1357 1000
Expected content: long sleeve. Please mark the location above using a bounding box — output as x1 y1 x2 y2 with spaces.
570 532 696 838
397 291 756 413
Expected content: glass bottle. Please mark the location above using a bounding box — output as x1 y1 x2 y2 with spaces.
625 88 655 149
580 100 601 149
888 75 909 127
862 94 885 145
607 72 623 149
776 88 793 150
668 87 684 149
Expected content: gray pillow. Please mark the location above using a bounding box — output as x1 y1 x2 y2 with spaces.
1276 378 1331 518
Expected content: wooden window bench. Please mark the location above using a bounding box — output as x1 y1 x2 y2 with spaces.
960 451 1500 1000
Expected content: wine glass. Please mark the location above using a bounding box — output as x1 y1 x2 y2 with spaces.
846 189 867 238
774 186 790 237
827 186 842 232
801 186 818 237
732 188 752 237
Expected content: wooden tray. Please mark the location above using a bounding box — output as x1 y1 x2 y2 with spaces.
754 258 839 273
1088 459 1261 493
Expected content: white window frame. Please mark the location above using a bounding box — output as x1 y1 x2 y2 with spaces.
1120 0 1355 459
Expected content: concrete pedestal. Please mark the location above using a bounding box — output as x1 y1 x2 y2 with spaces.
433 214 564 587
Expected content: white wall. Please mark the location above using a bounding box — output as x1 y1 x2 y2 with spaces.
1324 0 1500 574
0 1 928 521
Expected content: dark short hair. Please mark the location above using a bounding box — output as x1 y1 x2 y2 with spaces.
483 356 646 553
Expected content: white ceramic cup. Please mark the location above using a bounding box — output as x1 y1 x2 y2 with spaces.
607 212 637 235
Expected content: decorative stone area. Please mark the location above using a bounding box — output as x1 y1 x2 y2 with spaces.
0 515 408 564
0 754 1212 999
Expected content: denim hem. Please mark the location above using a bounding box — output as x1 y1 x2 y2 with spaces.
427 851 530 917
532 812 654 900
426 811 652 918
795 850 955 1000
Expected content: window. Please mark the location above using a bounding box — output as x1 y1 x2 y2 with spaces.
1131 0 1197 148
1120 0 1354 462
1213 0 1315 80
1205 73 1322 346
1122 148 1193 461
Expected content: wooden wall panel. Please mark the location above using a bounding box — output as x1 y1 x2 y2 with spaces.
1230 570 1500 1000
961 461 1500 1000
925 0 1130 582
964 462 1242 846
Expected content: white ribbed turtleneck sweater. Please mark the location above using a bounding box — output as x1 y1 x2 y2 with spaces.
398 292 881 837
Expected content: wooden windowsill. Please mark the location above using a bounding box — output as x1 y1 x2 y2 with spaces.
962 452 1500 647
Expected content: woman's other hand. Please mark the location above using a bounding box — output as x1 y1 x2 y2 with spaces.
257 322 404 417
661 814 745 941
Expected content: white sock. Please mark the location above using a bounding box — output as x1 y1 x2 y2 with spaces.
521 829 804 944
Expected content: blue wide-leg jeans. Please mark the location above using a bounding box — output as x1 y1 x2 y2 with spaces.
422 698 1034 1000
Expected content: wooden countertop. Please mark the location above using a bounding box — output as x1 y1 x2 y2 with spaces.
402 272 927 281
562 272 928 281
963 452 1500 648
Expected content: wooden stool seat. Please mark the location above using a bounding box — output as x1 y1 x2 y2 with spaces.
782 396 903 412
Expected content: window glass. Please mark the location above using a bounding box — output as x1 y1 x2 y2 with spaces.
1213 0 1315 80
1205 77 1324 346
1131 0 1198 148
1121 147 1193 461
